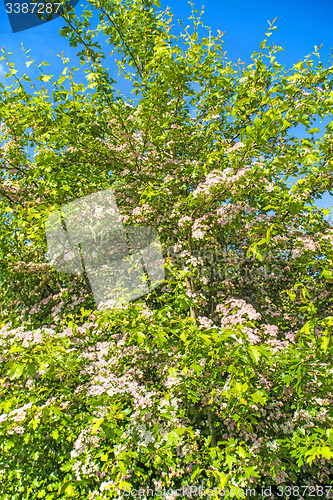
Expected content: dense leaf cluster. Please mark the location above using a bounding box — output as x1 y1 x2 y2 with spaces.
0 0 333 498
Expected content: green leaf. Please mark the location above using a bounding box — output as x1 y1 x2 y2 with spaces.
320 269 332 280
64 484 76 496
308 127 321 135
289 202 301 215
61 463 73 472
50 406 63 417
8 363 25 380
253 116 261 129
257 238 267 246
320 446 333 460
246 125 254 138
321 334 330 353
180 331 187 341
191 467 202 480
31 419 39 430
91 418 104 435
174 426 188 436
282 118 292 129
166 430 181 445
9 344 24 354
51 429 59 440
248 345 261 364
251 391 267 405
118 462 127 473
244 466 260 479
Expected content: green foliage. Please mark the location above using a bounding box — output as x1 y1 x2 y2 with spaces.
0 0 333 498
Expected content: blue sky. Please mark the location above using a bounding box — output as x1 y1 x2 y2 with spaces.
1 0 333 214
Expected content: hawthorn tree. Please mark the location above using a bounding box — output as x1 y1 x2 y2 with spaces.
1 0 333 498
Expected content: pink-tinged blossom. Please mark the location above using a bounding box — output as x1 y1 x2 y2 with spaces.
193 169 233 197
226 141 245 154
132 206 142 216
197 316 214 330
263 324 279 337
192 228 206 240
119 214 130 223
241 327 261 344
285 332 296 343
216 298 261 323
297 236 318 252
216 203 242 225
266 338 289 351
100 481 113 492
2 140 17 152
40 295 53 306
177 215 192 228
193 166 251 198
291 247 303 258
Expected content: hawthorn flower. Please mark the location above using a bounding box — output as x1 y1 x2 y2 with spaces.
291 247 303 258
217 298 261 324
192 228 205 240
298 236 318 252
226 141 245 154
132 206 142 216
100 481 113 491
263 324 279 337
198 316 214 329
177 215 192 228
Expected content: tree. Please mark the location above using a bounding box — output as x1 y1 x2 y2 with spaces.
0 0 333 498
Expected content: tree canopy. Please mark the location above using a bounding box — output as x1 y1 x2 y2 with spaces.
0 0 333 498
